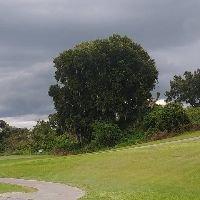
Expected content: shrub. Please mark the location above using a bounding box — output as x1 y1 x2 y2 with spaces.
91 122 123 148
52 135 69 150
143 103 190 133
52 134 82 154
31 120 58 152
186 107 200 125
117 129 148 147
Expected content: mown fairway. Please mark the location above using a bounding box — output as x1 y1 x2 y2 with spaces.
0 131 199 200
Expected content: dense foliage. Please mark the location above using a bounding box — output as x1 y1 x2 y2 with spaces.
186 107 200 125
4 128 31 154
91 122 123 148
143 103 190 133
0 120 30 153
166 69 200 107
49 34 158 142
30 120 58 152
1 105 200 154
1 37 200 155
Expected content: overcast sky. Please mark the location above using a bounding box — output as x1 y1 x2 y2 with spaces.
0 0 200 128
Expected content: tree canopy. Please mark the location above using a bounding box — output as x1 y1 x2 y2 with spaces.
49 34 158 141
166 69 200 107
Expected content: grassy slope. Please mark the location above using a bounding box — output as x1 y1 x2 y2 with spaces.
0 131 199 199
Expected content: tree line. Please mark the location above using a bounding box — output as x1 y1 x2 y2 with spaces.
0 34 200 154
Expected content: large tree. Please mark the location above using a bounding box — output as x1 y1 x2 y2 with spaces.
49 34 158 142
166 69 200 107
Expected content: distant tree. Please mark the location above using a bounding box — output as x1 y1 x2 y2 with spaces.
0 121 30 152
166 69 200 107
49 34 158 142
0 120 7 129
4 128 31 153
0 121 10 151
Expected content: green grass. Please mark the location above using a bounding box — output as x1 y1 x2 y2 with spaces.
0 131 199 199
129 129 200 147
0 183 35 193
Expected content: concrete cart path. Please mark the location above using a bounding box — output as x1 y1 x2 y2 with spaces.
0 178 85 200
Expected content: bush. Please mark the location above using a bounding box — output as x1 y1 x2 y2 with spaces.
52 134 83 154
91 122 123 148
52 134 70 150
143 103 190 133
117 129 148 147
186 107 200 125
31 120 58 152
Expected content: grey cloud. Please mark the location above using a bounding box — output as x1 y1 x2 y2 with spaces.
0 0 200 126
152 39 200 97
1 0 200 50
0 62 55 117
0 114 48 128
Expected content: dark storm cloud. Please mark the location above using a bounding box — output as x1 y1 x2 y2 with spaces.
0 0 200 127
1 0 200 49
0 62 54 117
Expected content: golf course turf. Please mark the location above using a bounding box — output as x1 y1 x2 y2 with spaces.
0 131 199 199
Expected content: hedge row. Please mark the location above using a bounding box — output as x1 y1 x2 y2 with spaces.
1 103 199 155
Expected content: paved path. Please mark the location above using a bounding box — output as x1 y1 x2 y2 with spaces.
0 178 85 200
